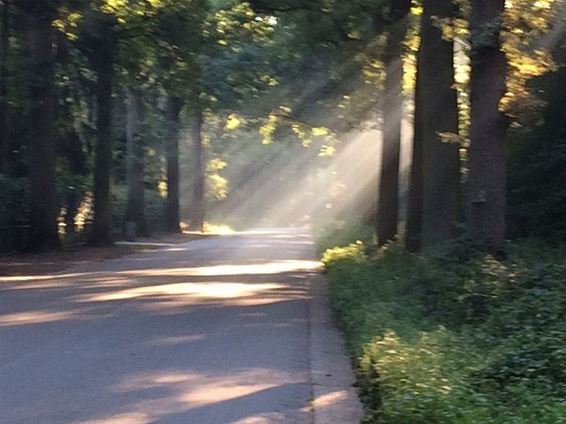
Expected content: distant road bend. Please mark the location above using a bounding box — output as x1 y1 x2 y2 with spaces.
0 228 362 424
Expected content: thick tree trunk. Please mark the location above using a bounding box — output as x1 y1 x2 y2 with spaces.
89 15 116 246
406 69 424 252
27 4 60 251
377 0 411 245
406 0 460 252
191 95 205 232
378 64 402 244
125 86 146 237
165 95 183 233
0 0 9 174
467 0 507 251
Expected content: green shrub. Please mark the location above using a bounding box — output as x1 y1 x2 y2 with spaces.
320 230 566 423
315 221 375 254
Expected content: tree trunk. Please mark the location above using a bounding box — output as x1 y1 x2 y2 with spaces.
165 94 183 233
377 0 411 245
125 86 146 237
65 187 80 236
89 14 116 246
406 0 460 252
191 94 205 232
406 65 424 252
467 0 507 252
27 4 60 251
0 0 9 174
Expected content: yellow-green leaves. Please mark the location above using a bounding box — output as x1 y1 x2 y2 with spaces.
207 158 228 199
53 10 82 41
100 0 169 22
501 0 559 113
312 127 330 137
225 113 244 131
212 2 274 48
319 144 336 157
259 113 279 144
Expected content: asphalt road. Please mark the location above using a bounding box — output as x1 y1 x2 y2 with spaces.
0 228 360 424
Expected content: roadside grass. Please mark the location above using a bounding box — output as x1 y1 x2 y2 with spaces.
318 226 566 423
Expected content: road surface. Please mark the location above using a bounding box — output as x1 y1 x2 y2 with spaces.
0 228 361 424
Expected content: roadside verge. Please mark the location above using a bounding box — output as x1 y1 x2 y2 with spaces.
309 272 363 423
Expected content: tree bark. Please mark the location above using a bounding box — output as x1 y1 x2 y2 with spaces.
406 0 460 251
89 14 116 246
0 0 9 174
406 64 424 252
125 86 146 237
467 0 507 251
191 94 205 232
377 0 411 245
27 3 60 251
165 94 183 233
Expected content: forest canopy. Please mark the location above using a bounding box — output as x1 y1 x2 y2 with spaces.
0 0 564 252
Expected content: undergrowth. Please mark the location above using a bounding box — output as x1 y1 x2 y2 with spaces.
320 228 566 423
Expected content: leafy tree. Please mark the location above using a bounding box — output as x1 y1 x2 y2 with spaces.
124 86 146 236
0 0 9 174
1 0 563 255
78 9 118 246
164 95 183 232
507 21 566 242
467 0 507 252
22 0 61 251
151 0 207 232
376 0 411 245
406 0 460 252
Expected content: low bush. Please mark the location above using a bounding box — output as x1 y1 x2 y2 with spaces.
315 221 375 254
320 229 566 423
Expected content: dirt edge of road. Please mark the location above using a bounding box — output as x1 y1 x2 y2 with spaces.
0 232 215 277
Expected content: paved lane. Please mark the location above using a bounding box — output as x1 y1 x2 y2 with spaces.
0 228 323 424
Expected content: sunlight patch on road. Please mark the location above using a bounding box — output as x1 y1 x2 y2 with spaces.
96 369 306 423
177 380 278 407
117 259 322 278
143 334 206 347
79 412 150 424
313 389 349 406
137 292 304 311
233 414 288 424
0 272 89 284
77 282 286 303
112 372 196 392
0 309 78 327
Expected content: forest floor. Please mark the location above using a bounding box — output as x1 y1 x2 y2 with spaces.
0 232 212 277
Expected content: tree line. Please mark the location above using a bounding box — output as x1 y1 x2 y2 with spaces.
0 0 564 253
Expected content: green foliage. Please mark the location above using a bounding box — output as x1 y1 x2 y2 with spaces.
507 59 566 242
505 12 566 242
111 185 167 233
315 221 375 253
320 229 566 423
0 176 30 251
0 175 29 225
4 0 565 252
